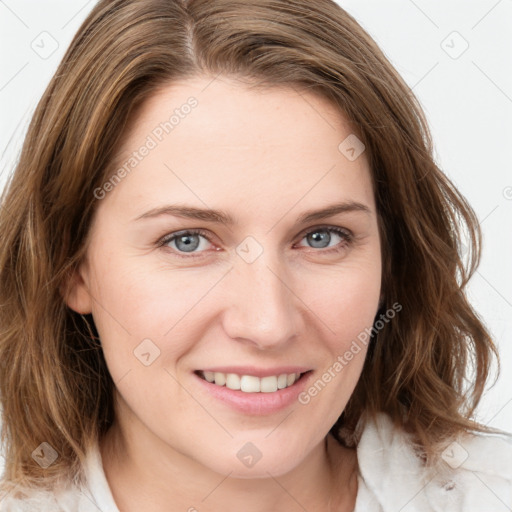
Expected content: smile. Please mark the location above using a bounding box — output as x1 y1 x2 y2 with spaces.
197 370 304 393
194 368 313 414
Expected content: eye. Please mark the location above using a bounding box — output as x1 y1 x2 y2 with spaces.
157 225 353 258
158 229 215 257
296 226 353 253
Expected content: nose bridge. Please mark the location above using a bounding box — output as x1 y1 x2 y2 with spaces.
221 242 299 348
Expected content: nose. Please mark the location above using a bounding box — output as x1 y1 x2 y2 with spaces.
220 250 301 351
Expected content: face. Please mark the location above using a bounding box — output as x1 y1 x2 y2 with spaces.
66 76 382 478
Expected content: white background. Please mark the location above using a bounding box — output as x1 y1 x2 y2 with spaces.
0 0 511 450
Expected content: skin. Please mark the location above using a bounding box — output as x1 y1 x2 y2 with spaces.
65 75 382 511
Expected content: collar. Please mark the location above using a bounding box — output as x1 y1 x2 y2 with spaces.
354 412 512 512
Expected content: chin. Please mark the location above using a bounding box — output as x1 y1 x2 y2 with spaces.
196 437 309 480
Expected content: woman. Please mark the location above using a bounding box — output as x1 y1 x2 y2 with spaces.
0 0 510 510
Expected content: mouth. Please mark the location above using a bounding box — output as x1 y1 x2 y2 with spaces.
193 367 314 415
194 370 312 393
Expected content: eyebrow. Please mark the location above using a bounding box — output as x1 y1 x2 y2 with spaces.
133 201 372 225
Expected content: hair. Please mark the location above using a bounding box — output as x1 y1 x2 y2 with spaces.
0 0 503 493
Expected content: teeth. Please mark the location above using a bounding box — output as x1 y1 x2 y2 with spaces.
226 373 241 390
241 375 260 392
277 374 288 389
201 371 303 393
260 376 278 393
214 372 226 386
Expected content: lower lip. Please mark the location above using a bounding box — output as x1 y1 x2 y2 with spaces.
194 371 313 415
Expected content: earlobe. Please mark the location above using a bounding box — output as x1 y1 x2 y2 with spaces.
61 265 93 314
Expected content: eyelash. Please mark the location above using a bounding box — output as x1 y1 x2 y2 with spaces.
157 226 353 259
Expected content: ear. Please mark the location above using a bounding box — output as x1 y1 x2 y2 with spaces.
61 263 93 314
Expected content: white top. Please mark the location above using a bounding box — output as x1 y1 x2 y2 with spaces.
1 413 511 511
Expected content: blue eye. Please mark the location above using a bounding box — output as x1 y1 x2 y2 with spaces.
298 226 352 250
158 226 352 258
160 229 213 255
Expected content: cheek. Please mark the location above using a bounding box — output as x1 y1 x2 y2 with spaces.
296 256 381 385
299 256 382 346
294 263 380 421
86 251 230 367
330 270 381 347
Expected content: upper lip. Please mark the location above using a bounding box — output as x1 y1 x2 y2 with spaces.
196 366 312 378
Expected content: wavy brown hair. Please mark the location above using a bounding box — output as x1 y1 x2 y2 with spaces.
0 0 502 493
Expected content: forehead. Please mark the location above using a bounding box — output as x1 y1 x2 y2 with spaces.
99 76 375 225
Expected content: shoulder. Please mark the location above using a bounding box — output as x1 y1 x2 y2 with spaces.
354 412 512 512
0 441 118 512
0 479 114 512
0 484 92 512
